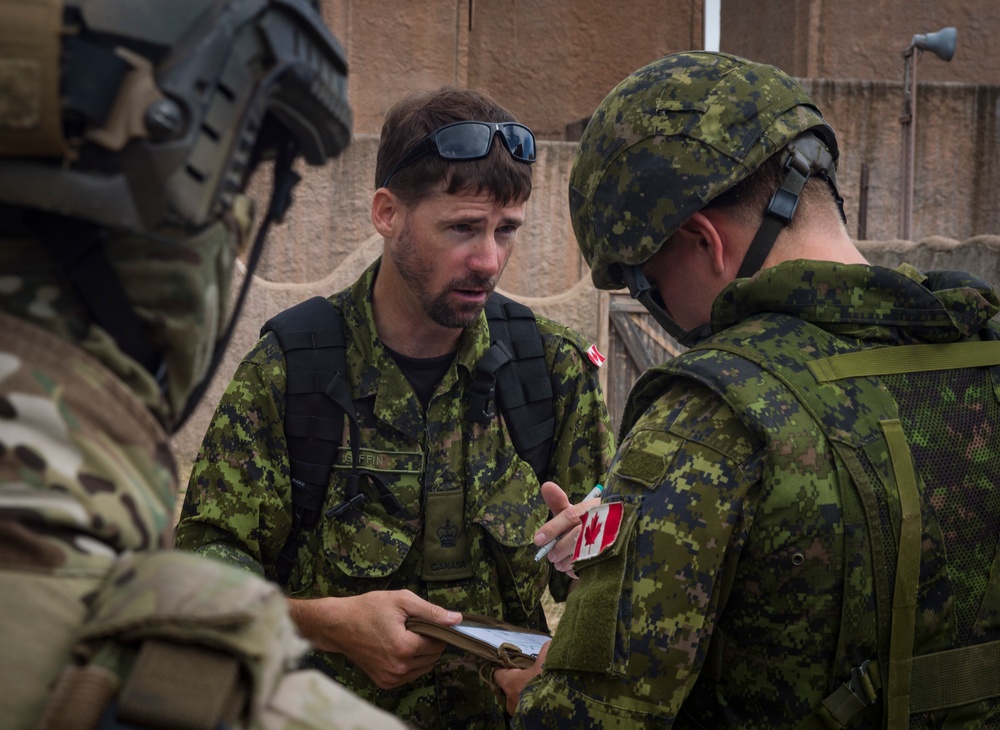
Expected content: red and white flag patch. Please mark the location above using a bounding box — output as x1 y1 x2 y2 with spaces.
586 343 606 368
573 502 624 561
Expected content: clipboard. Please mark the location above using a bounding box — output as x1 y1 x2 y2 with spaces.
405 612 551 669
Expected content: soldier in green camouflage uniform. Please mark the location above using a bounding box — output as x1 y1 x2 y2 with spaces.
0 2 405 728
514 52 1000 728
175 88 615 729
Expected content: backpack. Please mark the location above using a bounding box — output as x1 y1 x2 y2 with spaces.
626 316 1000 728
261 293 556 586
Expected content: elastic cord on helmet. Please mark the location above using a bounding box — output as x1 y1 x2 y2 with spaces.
736 132 845 279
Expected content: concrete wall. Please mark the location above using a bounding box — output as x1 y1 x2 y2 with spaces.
803 78 1000 242
721 0 1000 84
319 0 704 139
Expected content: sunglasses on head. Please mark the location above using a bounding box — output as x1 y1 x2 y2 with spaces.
380 120 537 189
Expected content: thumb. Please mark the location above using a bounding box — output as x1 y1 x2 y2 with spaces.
405 595 462 625
540 481 571 515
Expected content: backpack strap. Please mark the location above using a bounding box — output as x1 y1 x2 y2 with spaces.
261 297 362 586
467 294 555 479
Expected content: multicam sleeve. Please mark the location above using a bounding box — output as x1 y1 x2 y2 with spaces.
516 380 762 727
540 323 616 602
174 335 294 580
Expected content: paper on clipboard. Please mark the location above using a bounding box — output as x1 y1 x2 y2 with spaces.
451 620 551 658
405 612 551 668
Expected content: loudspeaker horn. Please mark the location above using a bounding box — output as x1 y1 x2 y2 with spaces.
911 26 957 61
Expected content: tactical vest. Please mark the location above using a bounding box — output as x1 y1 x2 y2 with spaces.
261 293 556 587
625 313 1000 728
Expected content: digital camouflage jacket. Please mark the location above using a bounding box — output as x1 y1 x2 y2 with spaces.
517 261 1000 729
0 313 405 730
176 260 615 730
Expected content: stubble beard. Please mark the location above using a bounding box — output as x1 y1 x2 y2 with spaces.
391 221 501 329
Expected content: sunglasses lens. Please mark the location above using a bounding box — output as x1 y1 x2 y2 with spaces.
436 123 494 159
501 125 536 162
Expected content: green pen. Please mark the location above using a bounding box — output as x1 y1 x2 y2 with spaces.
533 484 604 561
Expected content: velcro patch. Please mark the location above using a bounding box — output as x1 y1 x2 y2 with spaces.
573 502 624 562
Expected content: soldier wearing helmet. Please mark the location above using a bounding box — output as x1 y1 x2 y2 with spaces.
512 52 1000 728
0 1 405 727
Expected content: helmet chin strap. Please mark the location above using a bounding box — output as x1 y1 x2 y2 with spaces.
736 132 845 279
620 265 712 347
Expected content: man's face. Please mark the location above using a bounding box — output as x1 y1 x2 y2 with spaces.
388 187 526 329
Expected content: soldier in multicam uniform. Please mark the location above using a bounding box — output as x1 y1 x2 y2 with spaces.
174 87 615 729
512 52 1000 728
0 1 406 728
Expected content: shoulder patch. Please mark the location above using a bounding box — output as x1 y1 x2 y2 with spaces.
573 502 625 561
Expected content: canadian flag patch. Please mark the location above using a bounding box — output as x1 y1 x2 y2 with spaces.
573 502 624 561
586 344 606 368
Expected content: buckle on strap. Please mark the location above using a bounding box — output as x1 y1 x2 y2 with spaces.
848 660 878 705
820 660 878 727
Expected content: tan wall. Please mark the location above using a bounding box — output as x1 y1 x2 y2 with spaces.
320 0 704 139
721 0 1000 84
803 79 1000 242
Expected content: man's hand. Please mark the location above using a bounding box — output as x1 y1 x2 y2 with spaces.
288 590 462 689
494 641 551 716
533 481 603 577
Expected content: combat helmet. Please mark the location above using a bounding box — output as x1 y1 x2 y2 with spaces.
0 0 352 428
569 51 843 344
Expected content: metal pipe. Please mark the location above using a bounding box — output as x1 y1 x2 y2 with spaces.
899 48 917 240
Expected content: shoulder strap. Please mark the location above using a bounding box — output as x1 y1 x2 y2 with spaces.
261 297 356 585
466 294 555 479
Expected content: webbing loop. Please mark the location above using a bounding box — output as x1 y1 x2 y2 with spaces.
882 419 922 730
909 639 1000 713
808 341 1000 382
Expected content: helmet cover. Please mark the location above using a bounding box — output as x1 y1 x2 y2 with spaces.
569 51 838 290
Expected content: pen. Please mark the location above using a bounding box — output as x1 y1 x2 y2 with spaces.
533 484 604 562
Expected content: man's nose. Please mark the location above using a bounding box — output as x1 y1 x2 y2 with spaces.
468 235 503 278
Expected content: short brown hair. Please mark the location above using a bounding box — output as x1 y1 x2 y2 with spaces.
704 149 841 230
375 87 532 206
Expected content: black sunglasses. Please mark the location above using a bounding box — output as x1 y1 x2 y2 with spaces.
380 120 536 188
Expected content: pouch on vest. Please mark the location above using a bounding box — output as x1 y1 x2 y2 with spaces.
39 550 310 730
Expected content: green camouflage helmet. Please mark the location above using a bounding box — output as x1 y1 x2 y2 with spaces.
570 51 840 290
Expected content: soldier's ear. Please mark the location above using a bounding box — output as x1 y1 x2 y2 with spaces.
679 212 729 276
371 188 401 238
686 210 749 278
